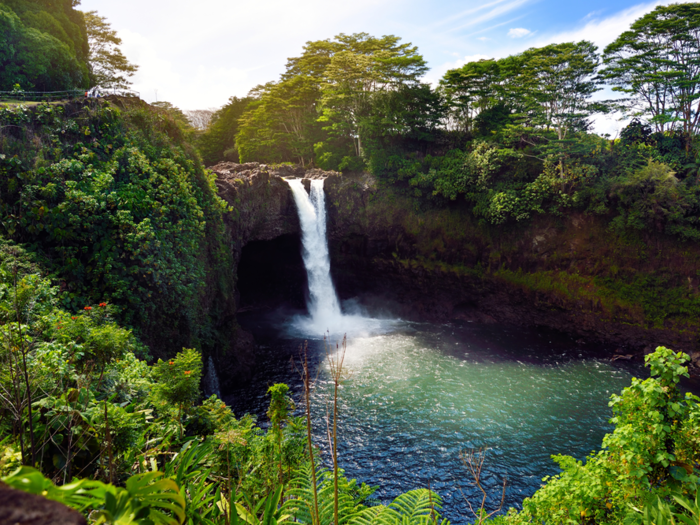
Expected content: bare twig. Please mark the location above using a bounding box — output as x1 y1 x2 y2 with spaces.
458 448 507 524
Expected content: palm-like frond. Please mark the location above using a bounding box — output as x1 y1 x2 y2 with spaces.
282 463 365 525
350 489 449 525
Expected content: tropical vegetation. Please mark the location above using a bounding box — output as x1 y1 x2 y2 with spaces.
1 1 700 524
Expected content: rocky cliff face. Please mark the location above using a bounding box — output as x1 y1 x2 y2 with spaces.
323 173 700 370
210 162 343 389
212 162 303 245
213 164 700 383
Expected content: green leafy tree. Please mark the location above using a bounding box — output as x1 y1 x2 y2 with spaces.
0 3 88 91
84 10 138 89
153 348 202 439
513 41 602 140
603 3 700 143
440 58 514 134
236 32 428 168
440 42 600 142
318 33 428 160
197 96 253 165
237 76 322 165
267 383 294 485
151 101 192 129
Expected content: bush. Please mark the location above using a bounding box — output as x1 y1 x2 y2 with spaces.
502 347 700 525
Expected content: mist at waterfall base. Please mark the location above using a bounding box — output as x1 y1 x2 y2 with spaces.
225 179 643 522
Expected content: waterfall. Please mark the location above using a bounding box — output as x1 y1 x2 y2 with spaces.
205 356 221 399
286 177 396 337
287 179 342 329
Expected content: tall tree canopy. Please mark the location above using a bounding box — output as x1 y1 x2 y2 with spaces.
440 58 508 133
235 32 428 168
237 77 322 165
198 96 254 165
0 0 89 91
515 41 601 140
84 10 138 89
441 41 601 140
317 33 428 157
603 3 700 141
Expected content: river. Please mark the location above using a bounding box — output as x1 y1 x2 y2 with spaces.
226 311 640 522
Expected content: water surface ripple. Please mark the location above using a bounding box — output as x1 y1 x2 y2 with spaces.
227 316 641 523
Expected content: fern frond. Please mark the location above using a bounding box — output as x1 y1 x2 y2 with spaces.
349 489 447 525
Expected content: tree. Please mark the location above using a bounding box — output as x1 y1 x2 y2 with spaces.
440 58 513 133
151 101 191 128
0 3 88 91
514 41 602 141
318 33 428 158
198 96 253 165
237 76 322 166
603 3 700 143
235 32 428 168
84 10 137 89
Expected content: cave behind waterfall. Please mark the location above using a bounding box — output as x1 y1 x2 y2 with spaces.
237 233 307 310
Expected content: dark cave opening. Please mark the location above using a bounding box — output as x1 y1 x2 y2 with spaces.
237 234 308 310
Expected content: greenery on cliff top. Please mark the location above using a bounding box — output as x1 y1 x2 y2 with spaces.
195 3 700 243
0 0 90 91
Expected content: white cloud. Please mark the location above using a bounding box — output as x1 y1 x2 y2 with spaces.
82 0 395 109
531 1 672 50
424 54 491 86
508 27 531 38
117 29 252 108
447 0 532 33
428 0 523 30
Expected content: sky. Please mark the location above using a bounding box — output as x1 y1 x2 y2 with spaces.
80 0 684 135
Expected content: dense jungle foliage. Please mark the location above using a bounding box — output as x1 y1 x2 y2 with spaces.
0 0 90 91
0 253 698 525
0 97 236 357
1 1 700 524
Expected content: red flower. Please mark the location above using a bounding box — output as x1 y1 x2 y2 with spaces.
99 302 107 307
169 360 174 365
84 306 92 311
184 370 191 376
71 316 77 320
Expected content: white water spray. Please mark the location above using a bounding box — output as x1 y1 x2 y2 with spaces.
286 178 399 338
287 179 342 326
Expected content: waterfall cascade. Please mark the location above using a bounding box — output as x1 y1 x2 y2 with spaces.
286 177 395 337
287 179 342 330
204 356 221 398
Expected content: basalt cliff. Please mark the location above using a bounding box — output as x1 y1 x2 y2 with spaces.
212 162 700 380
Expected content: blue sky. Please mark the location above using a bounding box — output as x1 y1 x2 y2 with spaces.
80 0 682 134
